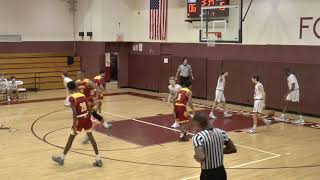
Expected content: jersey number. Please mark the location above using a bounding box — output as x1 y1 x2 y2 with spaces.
79 102 87 112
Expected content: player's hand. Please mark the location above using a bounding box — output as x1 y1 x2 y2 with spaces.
191 76 194 80
175 77 178 81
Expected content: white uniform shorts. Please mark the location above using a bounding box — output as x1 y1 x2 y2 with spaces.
214 90 225 103
253 99 264 114
286 90 299 102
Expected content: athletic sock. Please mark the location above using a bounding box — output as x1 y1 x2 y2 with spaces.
253 124 257 129
61 154 65 160
299 115 303 120
96 154 101 161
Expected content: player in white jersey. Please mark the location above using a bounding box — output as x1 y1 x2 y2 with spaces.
279 68 304 124
62 72 73 106
167 76 182 128
209 72 232 119
249 75 271 133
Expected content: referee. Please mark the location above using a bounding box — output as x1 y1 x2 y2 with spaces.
175 59 194 86
192 112 237 180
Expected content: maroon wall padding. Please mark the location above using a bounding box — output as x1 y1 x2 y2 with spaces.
75 41 106 78
284 63 320 114
159 55 173 93
222 61 259 105
0 41 74 54
206 59 222 100
256 62 284 109
129 55 161 91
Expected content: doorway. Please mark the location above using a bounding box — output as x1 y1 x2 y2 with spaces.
110 53 118 82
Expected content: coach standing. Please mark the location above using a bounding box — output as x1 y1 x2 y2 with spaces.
192 112 237 180
175 59 194 86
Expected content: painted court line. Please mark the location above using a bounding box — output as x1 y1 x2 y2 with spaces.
104 112 282 157
104 111 283 180
181 155 281 180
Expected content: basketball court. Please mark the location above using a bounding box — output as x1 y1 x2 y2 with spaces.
0 0 320 179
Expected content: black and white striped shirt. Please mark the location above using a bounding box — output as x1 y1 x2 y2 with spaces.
192 128 229 169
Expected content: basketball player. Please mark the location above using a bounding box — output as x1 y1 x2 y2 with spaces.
279 68 304 124
62 71 73 106
94 71 106 113
94 70 106 92
76 71 110 129
249 75 271 133
209 72 232 119
52 81 103 167
173 80 195 141
168 76 182 129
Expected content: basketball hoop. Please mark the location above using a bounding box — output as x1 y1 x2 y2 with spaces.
206 32 222 47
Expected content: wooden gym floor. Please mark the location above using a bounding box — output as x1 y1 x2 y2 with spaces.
0 85 319 180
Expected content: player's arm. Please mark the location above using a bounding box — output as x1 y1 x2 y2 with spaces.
224 139 237 154
259 85 266 103
189 67 194 80
188 91 195 115
194 146 205 162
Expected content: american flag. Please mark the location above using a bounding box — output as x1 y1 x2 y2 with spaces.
149 0 168 40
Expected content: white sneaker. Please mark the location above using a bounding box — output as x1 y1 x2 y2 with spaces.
7 97 11 102
171 122 180 129
248 128 256 133
223 112 232 118
103 122 112 129
209 112 217 119
292 119 305 125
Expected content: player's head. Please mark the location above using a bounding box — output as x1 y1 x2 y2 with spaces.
183 58 188 65
284 67 291 76
67 81 77 92
221 72 229 77
183 80 192 88
251 75 260 84
168 76 176 86
77 71 85 80
192 112 209 130
10 76 16 81
99 70 105 77
62 71 68 78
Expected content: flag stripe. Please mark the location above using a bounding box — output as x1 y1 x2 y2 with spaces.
150 0 167 40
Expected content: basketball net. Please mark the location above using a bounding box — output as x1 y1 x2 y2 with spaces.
206 32 222 47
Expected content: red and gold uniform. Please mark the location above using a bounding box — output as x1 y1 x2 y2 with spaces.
174 88 191 124
69 93 92 132
76 79 91 97
94 75 104 87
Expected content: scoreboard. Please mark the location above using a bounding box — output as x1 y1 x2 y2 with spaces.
187 0 229 19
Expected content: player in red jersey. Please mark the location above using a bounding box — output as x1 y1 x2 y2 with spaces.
52 81 103 167
94 70 106 92
76 71 110 129
173 80 195 141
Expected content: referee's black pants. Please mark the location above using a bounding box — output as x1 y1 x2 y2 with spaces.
179 76 190 86
200 166 227 180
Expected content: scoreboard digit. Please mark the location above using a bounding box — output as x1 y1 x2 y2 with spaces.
187 0 229 19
